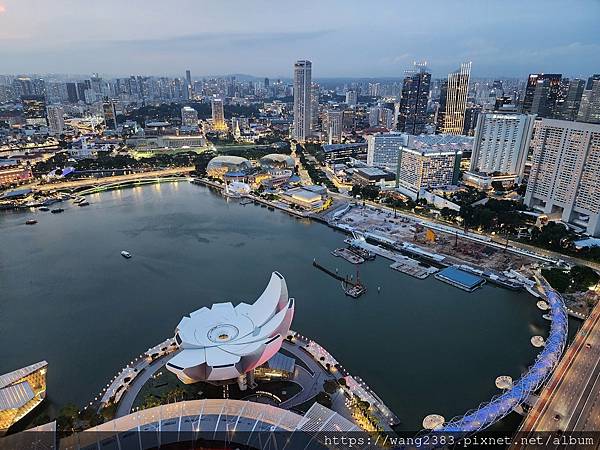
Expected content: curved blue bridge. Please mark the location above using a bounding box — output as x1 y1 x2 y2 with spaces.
439 276 568 434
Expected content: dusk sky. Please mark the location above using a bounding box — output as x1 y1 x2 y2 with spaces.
1 0 599 78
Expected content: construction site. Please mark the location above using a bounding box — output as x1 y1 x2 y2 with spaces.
326 203 536 273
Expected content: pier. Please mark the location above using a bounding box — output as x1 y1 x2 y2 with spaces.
346 234 438 279
390 258 438 279
312 259 359 286
331 248 364 264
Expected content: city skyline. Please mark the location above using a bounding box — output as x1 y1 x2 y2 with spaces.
0 0 599 78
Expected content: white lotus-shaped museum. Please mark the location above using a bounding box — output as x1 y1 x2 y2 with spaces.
166 272 295 383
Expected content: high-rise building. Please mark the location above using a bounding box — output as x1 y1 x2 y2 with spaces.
577 79 600 124
46 105 65 135
398 62 431 134
556 78 585 121
462 106 481 136
21 95 47 126
368 106 394 129
345 90 358 106
366 133 405 170
310 82 320 134
469 112 536 180
521 73 562 118
185 70 193 99
66 82 79 103
102 99 117 130
436 80 448 131
211 98 227 131
181 106 198 128
440 62 471 135
524 119 600 236
293 60 312 142
12 77 33 97
324 110 343 144
397 146 462 196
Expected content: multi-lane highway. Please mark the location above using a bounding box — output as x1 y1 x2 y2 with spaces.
515 300 600 448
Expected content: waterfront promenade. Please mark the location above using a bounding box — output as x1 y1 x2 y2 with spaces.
26 167 195 193
515 299 600 445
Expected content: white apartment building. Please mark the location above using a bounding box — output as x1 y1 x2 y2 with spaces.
470 112 536 178
524 119 600 236
397 147 462 197
181 106 198 128
366 133 405 171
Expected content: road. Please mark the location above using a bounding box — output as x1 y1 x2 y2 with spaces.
514 300 600 448
115 351 180 418
26 167 195 192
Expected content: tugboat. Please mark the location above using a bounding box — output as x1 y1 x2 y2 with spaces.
51 208 64 214
25 219 38 225
120 251 132 259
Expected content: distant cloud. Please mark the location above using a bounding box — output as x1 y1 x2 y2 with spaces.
109 30 333 51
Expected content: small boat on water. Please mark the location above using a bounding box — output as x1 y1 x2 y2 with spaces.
121 251 132 259
78 201 90 207
344 283 367 298
73 197 85 204
39 206 50 212
25 219 38 225
51 208 64 214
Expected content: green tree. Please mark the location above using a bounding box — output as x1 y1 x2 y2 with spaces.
542 268 572 293
570 265 600 290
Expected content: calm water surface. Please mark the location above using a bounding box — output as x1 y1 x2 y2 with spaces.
0 182 553 429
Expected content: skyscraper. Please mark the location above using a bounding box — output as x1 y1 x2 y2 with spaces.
310 82 320 135
211 98 226 131
366 133 405 170
469 112 536 180
557 78 585 121
185 70 193 99
65 82 79 103
324 110 343 144
293 60 312 142
345 90 358 106
525 119 600 236
521 73 562 117
46 105 65 135
102 100 117 130
577 77 600 124
398 62 431 135
440 62 471 135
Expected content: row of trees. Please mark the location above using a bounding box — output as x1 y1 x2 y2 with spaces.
121 102 261 127
296 144 338 192
542 265 600 293
32 151 200 177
